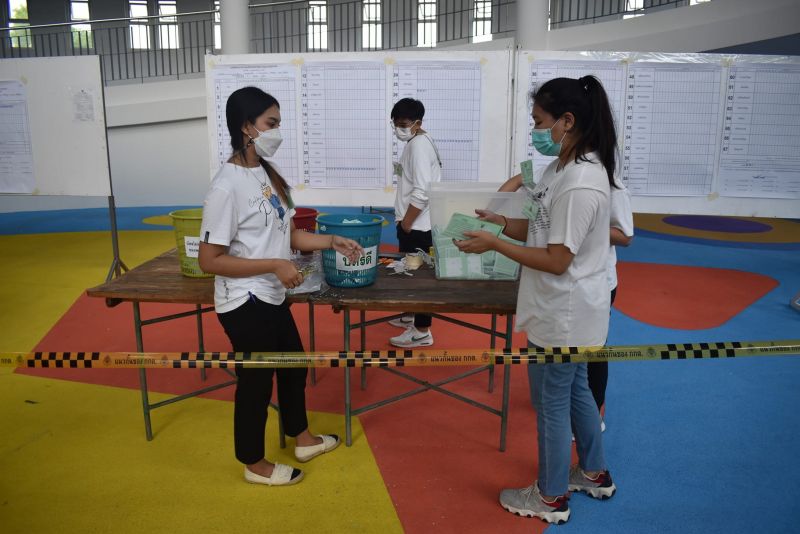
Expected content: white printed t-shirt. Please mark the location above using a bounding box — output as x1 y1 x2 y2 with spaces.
394 133 442 232
515 153 611 348
607 177 634 291
200 162 295 313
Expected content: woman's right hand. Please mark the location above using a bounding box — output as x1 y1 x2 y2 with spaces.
274 259 304 289
475 209 505 226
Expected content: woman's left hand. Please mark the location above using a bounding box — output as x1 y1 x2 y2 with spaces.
332 235 364 262
453 231 499 254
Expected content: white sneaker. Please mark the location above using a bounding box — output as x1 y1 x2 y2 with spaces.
601 419 606 432
387 314 414 328
390 327 434 348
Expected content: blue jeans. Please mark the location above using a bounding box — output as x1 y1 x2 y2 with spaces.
527 343 607 496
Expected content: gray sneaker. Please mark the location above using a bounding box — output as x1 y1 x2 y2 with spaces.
568 466 617 499
499 483 570 524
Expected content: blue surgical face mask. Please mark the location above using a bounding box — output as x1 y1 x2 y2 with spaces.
531 118 566 157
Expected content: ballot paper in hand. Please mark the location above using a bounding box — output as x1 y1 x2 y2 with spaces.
440 213 503 241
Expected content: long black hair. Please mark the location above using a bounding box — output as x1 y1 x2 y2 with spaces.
226 86 292 205
533 76 618 187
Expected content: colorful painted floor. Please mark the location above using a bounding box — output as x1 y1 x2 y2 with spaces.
0 208 799 534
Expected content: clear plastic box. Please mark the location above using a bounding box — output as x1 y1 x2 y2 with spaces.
428 182 526 281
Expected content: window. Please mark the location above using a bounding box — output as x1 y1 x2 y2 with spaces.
213 0 221 50
308 0 327 51
417 0 436 48
623 0 644 20
70 0 93 49
472 0 492 43
8 0 31 49
362 0 381 49
129 0 150 49
158 0 179 49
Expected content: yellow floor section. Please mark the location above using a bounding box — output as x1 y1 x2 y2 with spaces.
0 231 174 352
0 368 401 533
0 230 403 533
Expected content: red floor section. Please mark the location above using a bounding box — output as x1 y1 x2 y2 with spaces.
614 262 778 330
20 293 563 534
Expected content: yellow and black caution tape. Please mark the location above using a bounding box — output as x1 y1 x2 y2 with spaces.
1 340 798 369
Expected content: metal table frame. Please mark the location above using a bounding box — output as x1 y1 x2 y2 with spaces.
340 309 514 451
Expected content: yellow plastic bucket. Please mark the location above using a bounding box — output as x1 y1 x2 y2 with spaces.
169 208 213 278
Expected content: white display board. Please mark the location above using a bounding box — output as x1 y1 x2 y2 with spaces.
513 51 800 218
205 51 513 207
0 56 110 196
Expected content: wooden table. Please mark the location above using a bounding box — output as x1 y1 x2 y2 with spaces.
87 249 313 443
88 250 519 450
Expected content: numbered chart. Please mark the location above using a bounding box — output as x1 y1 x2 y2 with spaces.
525 61 626 173
621 63 722 196
719 63 800 199
301 62 387 188
393 61 481 183
210 64 300 184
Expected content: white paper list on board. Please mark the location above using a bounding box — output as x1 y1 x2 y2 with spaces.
393 61 481 183
210 64 300 184
719 63 800 199
622 63 722 196
524 61 626 173
0 80 34 194
301 62 387 188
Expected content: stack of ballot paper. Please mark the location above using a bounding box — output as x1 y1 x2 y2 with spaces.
433 213 522 280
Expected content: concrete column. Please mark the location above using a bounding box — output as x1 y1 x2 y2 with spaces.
220 0 249 54
516 0 549 50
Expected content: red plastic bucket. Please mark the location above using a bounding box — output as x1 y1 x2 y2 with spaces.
293 207 318 232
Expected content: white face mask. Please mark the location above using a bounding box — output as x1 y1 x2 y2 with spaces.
393 120 419 142
251 127 282 158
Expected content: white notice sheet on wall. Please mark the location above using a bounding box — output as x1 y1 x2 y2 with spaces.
210 64 301 185
525 61 626 173
719 63 800 199
622 63 722 196
393 61 481 183
301 62 387 188
0 80 34 193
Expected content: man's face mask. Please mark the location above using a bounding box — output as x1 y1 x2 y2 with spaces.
393 120 419 142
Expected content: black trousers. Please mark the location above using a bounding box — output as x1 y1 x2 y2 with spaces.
396 223 433 328
217 297 308 465
587 288 617 411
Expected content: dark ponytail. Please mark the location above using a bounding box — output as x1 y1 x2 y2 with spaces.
226 86 293 205
532 75 618 188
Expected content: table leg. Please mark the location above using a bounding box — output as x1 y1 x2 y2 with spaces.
344 308 352 446
197 304 207 382
309 303 316 386
488 314 497 393
360 310 367 390
499 314 513 452
133 302 153 441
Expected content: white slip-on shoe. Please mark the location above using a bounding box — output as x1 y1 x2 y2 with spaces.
389 327 434 348
244 463 304 486
295 434 340 463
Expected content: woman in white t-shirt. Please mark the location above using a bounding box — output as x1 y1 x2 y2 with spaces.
455 76 618 524
198 87 363 487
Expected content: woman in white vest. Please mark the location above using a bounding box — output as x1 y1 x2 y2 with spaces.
455 76 618 524
199 87 362 486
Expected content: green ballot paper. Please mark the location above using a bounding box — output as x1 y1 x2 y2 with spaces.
440 213 504 241
521 159 536 188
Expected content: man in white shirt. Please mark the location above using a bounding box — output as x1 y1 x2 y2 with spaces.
388 98 442 348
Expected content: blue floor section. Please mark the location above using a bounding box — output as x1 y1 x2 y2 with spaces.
555 233 800 534
0 205 401 247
